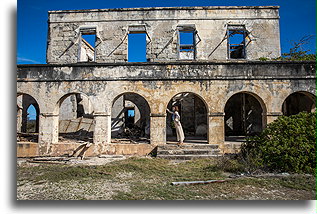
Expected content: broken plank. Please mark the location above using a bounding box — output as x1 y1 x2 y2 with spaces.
171 179 226 186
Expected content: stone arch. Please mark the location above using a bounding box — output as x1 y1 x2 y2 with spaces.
56 92 95 143
224 91 267 138
166 92 208 143
17 93 40 142
164 91 210 114
111 92 151 142
56 92 94 119
282 91 316 116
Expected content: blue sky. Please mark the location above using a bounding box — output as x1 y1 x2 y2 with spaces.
17 0 316 64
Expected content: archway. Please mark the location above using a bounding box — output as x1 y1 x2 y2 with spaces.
166 92 208 144
111 92 150 143
224 92 266 141
17 94 40 143
282 91 316 116
57 93 94 143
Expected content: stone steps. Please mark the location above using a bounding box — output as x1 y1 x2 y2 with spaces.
158 149 220 156
158 144 219 150
156 144 222 160
157 154 221 160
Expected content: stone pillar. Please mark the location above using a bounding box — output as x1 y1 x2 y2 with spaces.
266 112 283 124
93 112 111 150
38 113 59 156
150 113 166 145
208 112 225 147
17 107 22 133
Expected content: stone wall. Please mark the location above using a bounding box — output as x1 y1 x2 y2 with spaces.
17 61 316 156
46 6 280 63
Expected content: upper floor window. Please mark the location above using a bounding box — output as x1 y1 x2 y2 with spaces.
128 25 147 62
177 25 196 60
227 25 246 59
78 27 96 62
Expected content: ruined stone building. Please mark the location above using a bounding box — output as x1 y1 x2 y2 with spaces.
17 6 316 158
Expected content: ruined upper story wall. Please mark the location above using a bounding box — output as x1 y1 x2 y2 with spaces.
17 61 315 82
46 6 281 64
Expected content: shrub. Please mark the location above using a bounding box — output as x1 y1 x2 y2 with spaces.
239 112 316 174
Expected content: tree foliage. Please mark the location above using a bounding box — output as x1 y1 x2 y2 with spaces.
240 112 316 174
259 35 316 61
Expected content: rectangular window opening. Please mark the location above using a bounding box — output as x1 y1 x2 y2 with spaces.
228 26 246 59
78 28 96 62
125 108 135 128
128 32 147 62
178 26 196 60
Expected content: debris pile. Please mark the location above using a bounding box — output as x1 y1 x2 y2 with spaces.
112 125 150 144
17 132 38 142
59 129 93 143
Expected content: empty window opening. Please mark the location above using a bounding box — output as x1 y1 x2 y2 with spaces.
128 33 147 62
228 26 246 59
26 104 37 133
125 108 135 128
282 92 316 116
178 28 196 60
111 93 150 142
17 94 39 143
78 29 96 62
225 93 264 141
58 93 94 144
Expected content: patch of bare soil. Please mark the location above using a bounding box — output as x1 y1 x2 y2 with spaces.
17 179 130 200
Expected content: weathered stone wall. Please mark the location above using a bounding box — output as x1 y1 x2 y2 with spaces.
46 6 280 64
17 61 316 156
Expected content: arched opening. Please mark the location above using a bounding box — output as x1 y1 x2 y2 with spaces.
166 92 208 144
224 92 266 141
282 92 316 116
26 104 37 133
57 93 94 143
111 93 150 143
17 94 40 143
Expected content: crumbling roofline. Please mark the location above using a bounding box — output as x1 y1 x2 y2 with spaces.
48 6 280 14
48 17 280 24
17 60 315 68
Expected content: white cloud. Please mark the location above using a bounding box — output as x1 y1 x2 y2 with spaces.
17 57 40 64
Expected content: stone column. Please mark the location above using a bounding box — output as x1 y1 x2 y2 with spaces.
17 107 22 133
150 113 166 145
266 112 283 124
93 112 111 152
38 113 59 156
208 112 225 147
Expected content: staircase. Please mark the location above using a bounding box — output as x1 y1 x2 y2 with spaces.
156 144 222 160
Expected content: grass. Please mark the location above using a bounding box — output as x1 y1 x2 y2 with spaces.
17 157 316 200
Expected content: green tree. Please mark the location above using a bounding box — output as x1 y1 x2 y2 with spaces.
280 35 316 61
240 112 316 174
